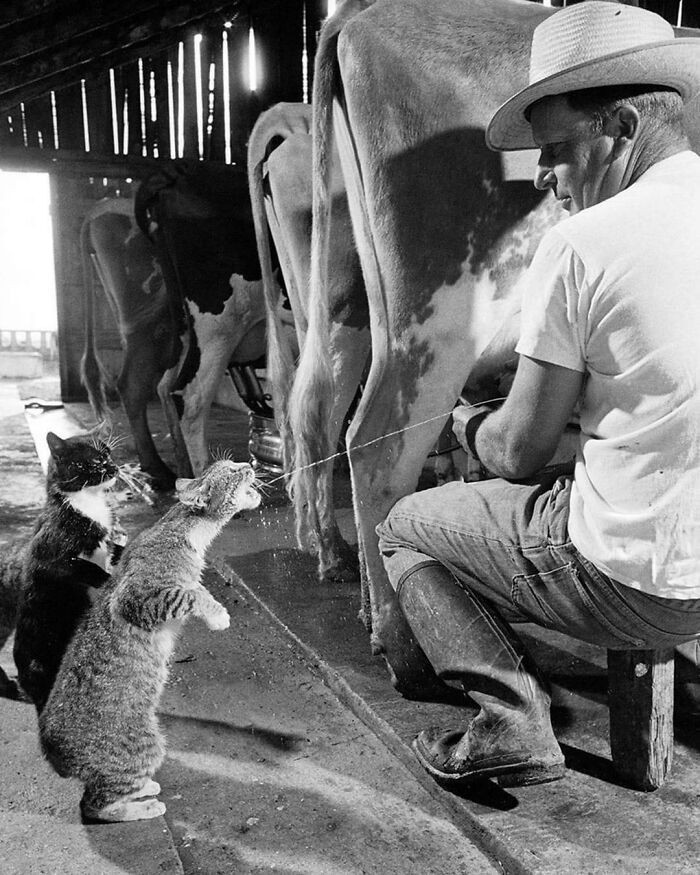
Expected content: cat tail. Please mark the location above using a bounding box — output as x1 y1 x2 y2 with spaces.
79 209 113 423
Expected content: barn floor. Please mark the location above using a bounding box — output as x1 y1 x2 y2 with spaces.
2 377 700 874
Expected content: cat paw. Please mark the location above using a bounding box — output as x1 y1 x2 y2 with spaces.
133 779 161 798
82 796 166 823
205 606 230 631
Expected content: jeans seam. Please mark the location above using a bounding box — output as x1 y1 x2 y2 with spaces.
386 512 545 551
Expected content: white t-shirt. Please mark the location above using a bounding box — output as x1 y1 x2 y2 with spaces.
516 151 700 599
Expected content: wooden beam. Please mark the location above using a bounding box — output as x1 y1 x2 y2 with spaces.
0 145 220 177
0 3 240 111
607 648 674 791
0 0 74 29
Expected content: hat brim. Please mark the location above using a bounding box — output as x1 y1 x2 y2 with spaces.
486 40 700 151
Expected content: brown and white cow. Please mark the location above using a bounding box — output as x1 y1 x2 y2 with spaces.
135 164 270 476
247 101 368 572
289 0 570 695
80 196 184 489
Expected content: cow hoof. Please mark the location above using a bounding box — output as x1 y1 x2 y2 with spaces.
320 558 359 583
318 539 360 583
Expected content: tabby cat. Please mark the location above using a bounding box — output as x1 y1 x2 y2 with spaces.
39 459 260 823
12 431 125 712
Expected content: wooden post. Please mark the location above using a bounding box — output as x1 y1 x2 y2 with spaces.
607 648 674 791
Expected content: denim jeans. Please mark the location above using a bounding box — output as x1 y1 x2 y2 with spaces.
377 469 700 651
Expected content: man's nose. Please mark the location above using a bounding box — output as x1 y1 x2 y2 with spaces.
534 164 555 192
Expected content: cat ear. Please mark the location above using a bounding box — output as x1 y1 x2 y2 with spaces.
46 432 66 455
175 477 211 509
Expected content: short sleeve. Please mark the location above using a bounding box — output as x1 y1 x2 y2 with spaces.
515 228 587 373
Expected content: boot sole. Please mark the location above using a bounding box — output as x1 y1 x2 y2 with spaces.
412 737 566 788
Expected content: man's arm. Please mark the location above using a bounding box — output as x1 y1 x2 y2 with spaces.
462 305 521 404
453 354 583 480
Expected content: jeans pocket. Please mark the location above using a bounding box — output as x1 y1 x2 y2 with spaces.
512 563 576 629
513 561 646 647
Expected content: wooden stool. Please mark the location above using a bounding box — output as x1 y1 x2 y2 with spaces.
607 648 675 790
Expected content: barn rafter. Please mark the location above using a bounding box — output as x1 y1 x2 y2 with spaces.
0 0 323 174
0 1 247 112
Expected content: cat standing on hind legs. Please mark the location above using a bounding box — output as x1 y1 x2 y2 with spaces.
40 460 261 823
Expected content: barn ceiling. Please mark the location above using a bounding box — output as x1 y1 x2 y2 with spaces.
0 0 285 112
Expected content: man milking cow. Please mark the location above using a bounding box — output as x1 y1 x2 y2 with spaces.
377 2 700 788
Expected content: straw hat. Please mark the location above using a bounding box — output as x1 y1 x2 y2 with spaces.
486 1 700 151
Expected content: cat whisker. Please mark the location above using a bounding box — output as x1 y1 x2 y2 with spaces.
116 464 155 507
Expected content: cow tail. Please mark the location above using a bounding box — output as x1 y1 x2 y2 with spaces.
79 214 111 422
247 114 297 467
287 15 350 560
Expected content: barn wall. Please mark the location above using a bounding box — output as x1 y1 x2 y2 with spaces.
52 174 139 403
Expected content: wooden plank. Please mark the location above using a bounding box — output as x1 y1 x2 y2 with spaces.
0 0 76 29
51 174 85 403
0 0 161 57
110 65 128 156
269 0 305 104
151 52 172 160
23 91 55 150
85 69 113 156
0 103 25 149
607 648 675 791
0 3 236 112
142 57 158 158
53 81 84 152
0 145 210 176
123 58 145 157
181 31 200 159
225 22 251 168
203 26 224 162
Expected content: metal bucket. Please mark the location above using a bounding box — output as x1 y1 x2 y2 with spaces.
248 411 284 476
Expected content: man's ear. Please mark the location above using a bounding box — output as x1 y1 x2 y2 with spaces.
175 477 211 509
609 104 640 145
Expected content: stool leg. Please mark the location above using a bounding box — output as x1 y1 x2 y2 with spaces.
607 648 674 791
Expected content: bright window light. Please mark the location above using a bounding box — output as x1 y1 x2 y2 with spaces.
0 171 56 331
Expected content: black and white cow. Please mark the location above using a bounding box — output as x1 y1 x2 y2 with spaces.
80 196 184 489
134 164 271 476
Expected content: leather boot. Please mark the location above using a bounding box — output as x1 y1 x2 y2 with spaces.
396 560 565 787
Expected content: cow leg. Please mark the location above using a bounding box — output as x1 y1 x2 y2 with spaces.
345 319 474 698
117 336 177 491
316 322 369 580
178 347 230 476
157 341 193 479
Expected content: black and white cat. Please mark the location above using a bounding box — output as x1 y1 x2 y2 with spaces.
12 431 126 712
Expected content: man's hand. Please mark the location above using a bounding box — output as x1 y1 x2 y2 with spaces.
452 402 493 452
453 356 583 480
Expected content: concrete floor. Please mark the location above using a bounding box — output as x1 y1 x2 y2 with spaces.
0 380 497 875
2 377 700 874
